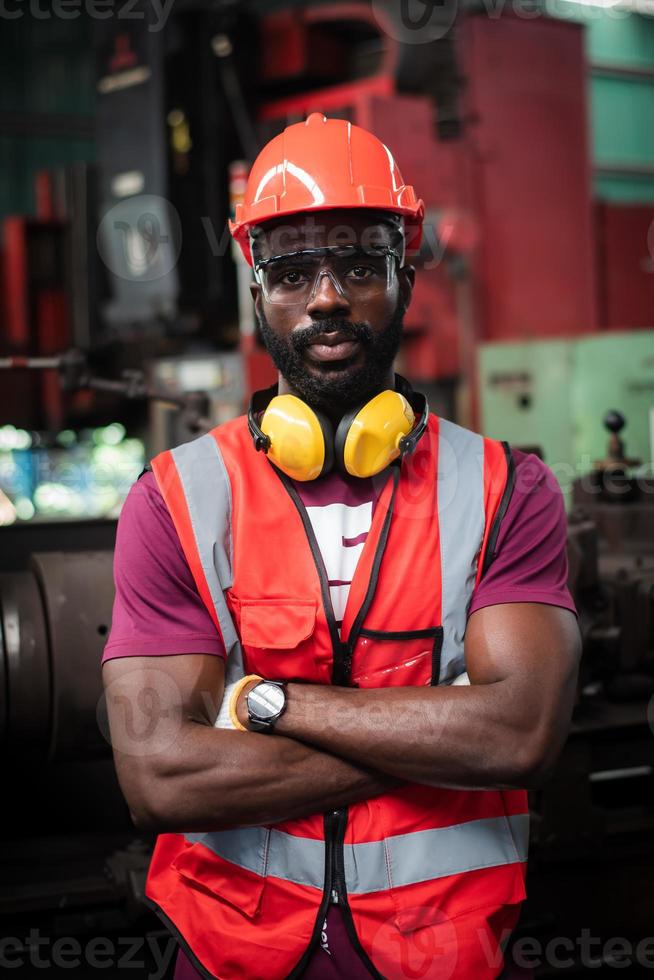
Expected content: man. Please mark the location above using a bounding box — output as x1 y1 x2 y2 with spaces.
102 113 581 980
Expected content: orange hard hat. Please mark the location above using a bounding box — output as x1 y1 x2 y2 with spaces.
229 112 425 266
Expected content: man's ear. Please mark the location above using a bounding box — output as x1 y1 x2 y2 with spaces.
398 265 415 313
250 281 262 316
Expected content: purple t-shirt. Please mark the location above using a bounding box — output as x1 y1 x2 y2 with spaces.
103 447 576 979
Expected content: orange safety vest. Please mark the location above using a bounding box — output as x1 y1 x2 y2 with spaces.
143 412 528 980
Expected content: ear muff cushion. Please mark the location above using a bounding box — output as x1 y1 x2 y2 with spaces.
337 391 415 478
260 395 335 481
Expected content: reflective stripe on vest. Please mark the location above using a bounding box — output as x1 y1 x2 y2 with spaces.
437 419 485 683
186 812 529 895
171 434 236 651
154 432 246 683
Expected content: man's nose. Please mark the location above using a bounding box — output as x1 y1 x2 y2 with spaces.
305 269 351 318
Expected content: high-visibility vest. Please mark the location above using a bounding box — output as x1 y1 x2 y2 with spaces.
143 413 529 980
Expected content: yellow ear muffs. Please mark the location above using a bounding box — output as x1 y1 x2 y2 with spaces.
259 394 335 482
335 389 415 479
249 376 427 481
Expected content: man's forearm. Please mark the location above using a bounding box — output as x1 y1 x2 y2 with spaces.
229 604 580 793
239 680 565 790
132 722 397 833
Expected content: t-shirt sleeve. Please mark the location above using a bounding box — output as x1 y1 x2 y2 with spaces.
468 449 577 618
102 470 226 664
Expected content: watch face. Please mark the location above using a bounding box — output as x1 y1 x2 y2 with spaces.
248 682 285 721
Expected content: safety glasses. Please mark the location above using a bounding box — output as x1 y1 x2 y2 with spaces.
252 244 402 307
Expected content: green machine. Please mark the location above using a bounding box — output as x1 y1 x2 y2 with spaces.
478 331 654 507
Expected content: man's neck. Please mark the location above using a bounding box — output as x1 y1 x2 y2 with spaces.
277 371 396 427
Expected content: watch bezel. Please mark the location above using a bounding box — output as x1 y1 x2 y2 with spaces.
246 680 287 732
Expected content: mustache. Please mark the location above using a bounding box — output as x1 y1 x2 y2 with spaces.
291 318 374 353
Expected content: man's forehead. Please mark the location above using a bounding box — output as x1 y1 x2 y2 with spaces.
254 210 395 259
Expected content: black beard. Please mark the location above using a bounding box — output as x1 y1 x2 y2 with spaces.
256 301 405 412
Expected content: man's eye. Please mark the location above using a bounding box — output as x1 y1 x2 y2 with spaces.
347 265 375 279
279 268 309 286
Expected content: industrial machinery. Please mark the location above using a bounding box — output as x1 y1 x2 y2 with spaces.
0 351 232 975
479 330 654 508
0 527 161 975
2 2 653 974
567 409 654 704
514 412 654 973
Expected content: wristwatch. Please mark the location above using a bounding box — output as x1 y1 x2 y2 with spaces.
246 680 287 733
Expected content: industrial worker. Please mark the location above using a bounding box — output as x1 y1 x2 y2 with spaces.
102 113 581 980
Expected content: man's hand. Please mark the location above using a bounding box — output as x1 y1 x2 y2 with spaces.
242 603 581 790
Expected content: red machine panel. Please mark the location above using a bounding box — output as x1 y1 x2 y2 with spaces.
257 10 596 387
459 15 596 341
261 10 348 84
3 217 30 348
1 217 70 429
596 203 654 330
369 95 467 380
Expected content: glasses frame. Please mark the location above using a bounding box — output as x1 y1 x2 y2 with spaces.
252 244 404 307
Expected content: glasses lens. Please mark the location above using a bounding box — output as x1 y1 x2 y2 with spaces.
257 247 393 306
259 254 322 305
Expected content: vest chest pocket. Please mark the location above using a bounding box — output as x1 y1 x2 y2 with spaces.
229 596 325 682
350 626 444 688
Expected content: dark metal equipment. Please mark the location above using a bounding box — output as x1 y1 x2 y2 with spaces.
0 347 213 438
0 542 159 957
516 412 654 972
0 551 114 762
570 410 654 702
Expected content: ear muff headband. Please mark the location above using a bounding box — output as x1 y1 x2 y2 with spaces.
247 384 278 452
248 375 428 481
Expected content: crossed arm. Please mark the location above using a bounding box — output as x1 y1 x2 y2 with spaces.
103 602 581 834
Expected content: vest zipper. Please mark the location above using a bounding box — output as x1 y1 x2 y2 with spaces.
333 639 352 687
326 806 386 980
275 464 400 980
285 812 336 979
328 807 347 904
